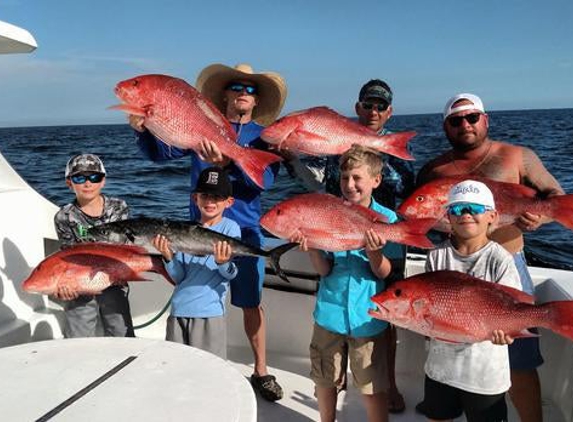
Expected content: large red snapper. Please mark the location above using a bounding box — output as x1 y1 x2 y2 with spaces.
22 243 174 296
398 176 573 232
369 270 573 343
260 193 435 251
261 106 416 160
111 74 282 189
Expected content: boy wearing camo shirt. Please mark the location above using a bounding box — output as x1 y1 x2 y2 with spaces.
53 153 134 338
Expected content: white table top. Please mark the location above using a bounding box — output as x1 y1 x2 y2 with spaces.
0 337 256 422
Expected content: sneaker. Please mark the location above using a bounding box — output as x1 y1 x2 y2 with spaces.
250 374 284 402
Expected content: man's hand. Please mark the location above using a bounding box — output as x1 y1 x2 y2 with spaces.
516 211 545 232
214 241 232 265
198 139 231 167
129 114 146 133
153 234 174 262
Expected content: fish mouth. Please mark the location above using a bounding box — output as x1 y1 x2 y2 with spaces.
368 303 389 318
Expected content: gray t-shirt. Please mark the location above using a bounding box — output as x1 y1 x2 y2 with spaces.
54 195 129 247
424 240 521 395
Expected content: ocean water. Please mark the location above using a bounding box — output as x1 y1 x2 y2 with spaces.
1 108 572 270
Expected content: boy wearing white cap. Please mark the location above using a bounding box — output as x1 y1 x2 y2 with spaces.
417 180 521 422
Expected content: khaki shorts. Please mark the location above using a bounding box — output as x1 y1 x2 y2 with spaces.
309 323 389 395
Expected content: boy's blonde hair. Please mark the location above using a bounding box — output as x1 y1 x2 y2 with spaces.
339 144 384 177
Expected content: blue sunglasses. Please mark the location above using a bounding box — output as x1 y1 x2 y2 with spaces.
447 202 492 216
70 173 105 184
226 83 257 95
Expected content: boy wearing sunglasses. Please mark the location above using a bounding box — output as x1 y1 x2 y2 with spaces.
417 180 521 422
417 93 566 422
53 153 134 338
152 167 239 359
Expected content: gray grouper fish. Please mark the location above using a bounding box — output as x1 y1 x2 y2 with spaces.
87 217 297 282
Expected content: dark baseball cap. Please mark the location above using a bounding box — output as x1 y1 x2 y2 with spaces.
65 154 106 177
358 79 393 104
194 167 233 197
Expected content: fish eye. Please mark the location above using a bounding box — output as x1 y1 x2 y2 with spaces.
416 196 425 202
132 79 139 87
276 209 282 215
394 289 402 297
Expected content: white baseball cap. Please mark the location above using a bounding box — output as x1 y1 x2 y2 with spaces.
446 180 495 210
443 93 485 120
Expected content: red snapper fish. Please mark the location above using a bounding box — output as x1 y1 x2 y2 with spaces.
398 176 573 232
260 193 435 251
22 243 174 296
369 270 573 343
261 106 416 160
111 74 282 188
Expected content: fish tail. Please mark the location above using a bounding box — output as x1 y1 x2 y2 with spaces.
151 255 176 286
372 131 416 161
544 301 573 341
393 218 436 249
234 149 283 189
549 194 573 229
267 242 299 283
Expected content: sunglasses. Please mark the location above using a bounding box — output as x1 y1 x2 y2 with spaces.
447 113 482 127
447 202 492 216
226 83 258 95
360 101 389 112
70 173 105 184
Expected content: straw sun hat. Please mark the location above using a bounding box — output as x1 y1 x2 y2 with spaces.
196 63 287 126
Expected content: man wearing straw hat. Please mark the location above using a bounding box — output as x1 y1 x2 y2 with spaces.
131 63 287 402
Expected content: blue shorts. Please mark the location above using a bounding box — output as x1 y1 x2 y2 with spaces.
230 229 265 308
509 251 544 370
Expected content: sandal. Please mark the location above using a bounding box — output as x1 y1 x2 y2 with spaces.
250 374 284 402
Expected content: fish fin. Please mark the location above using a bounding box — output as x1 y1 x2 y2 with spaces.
541 301 573 341
108 104 148 116
266 242 299 283
287 129 330 156
383 218 436 249
510 329 539 339
548 194 573 229
233 148 283 189
369 131 416 161
81 271 112 293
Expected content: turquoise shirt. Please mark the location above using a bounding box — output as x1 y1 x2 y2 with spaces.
314 198 398 337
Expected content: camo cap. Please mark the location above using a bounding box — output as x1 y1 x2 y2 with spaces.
65 154 106 177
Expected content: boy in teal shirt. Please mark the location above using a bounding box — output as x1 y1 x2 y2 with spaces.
292 145 395 422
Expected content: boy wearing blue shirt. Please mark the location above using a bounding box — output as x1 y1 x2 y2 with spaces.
292 145 395 422
153 167 240 359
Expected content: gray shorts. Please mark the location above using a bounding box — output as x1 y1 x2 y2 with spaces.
63 285 134 338
166 315 227 359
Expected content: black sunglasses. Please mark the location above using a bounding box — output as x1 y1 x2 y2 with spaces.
226 83 257 95
70 173 105 184
447 113 482 127
360 101 389 112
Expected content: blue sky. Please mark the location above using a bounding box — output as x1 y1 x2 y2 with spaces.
1 0 572 127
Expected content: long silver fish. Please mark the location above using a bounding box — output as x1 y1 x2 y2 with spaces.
86 217 297 282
